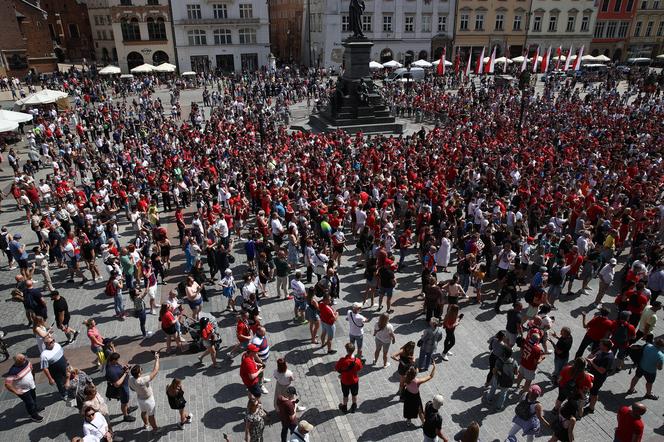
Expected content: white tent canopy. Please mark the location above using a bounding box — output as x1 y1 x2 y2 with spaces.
594 54 611 62
581 55 597 62
99 65 121 75
130 63 155 74
369 61 383 69
0 120 19 133
511 56 525 63
495 56 513 64
431 59 453 66
657 54 664 59
411 59 432 68
0 109 33 123
153 63 177 73
182 71 197 76
15 89 68 106
383 60 403 68
552 55 566 61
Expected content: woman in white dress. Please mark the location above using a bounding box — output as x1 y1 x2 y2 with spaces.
435 231 452 272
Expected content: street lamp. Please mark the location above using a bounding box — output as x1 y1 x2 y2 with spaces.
517 70 531 140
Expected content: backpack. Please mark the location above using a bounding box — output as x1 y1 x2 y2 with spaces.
628 344 644 366
612 321 630 347
548 267 563 286
498 359 515 388
105 279 118 297
515 398 537 420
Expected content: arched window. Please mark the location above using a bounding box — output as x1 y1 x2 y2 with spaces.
188 29 207 46
127 51 144 70
214 29 232 45
152 51 169 65
121 17 141 41
380 48 393 63
418 50 428 60
147 17 167 40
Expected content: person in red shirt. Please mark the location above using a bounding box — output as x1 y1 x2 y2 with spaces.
515 332 545 394
614 403 646 442
564 246 584 295
230 311 252 357
575 308 613 359
554 357 594 413
611 311 637 370
240 344 265 401
334 342 363 413
319 294 338 354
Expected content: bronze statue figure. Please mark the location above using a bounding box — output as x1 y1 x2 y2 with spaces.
349 0 366 39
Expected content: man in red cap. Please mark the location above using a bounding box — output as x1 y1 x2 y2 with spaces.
240 343 265 401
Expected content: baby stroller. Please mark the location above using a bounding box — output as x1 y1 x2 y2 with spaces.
181 315 222 353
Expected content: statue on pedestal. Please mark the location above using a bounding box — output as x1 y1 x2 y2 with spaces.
349 0 366 39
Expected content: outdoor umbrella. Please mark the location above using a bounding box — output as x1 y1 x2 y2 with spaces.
383 60 403 68
99 65 121 75
369 61 384 69
153 63 177 73
130 63 156 74
411 59 432 68
0 120 19 133
0 109 33 123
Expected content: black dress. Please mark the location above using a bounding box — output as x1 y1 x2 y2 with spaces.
402 381 422 419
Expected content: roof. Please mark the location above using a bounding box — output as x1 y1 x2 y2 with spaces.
18 0 48 15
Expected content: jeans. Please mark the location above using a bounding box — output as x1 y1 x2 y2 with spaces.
548 284 562 304
487 377 510 409
350 334 364 353
507 423 535 442
124 273 135 290
280 422 296 442
114 293 125 315
398 248 407 268
553 356 568 379
18 388 39 418
443 327 455 355
459 273 470 293
136 308 147 336
49 357 68 399
418 350 433 371
276 276 288 297
574 334 598 359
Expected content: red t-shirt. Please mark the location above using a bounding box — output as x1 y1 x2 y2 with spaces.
161 311 175 329
615 406 644 442
335 356 363 385
586 316 614 341
520 341 543 371
236 320 251 342
240 354 259 387
319 302 336 325
627 293 648 315
558 366 594 393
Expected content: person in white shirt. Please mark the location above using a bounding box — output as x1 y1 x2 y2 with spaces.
372 313 396 367
347 303 371 359
270 212 285 245
595 258 617 305
288 420 314 442
4 354 42 422
128 353 161 433
82 407 112 441
354 206 367 235
290 271 307 323
216 217 229 247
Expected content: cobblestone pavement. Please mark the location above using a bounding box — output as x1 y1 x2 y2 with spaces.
0 87 662 442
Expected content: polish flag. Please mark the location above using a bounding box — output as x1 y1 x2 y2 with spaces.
540 47 551 73
573 45 584 71
475 47 485 75
554 46 562 71
520 48 528 73
437 47 446 76
563 45 574 71
464 52 472 77
485 46 497 74
531 46 540 73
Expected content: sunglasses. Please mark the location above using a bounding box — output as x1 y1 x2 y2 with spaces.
85 413 95 417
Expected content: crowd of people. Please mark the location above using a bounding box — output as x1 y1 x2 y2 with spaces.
1 63 663 442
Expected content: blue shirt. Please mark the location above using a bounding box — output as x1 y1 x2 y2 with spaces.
639 343 664 374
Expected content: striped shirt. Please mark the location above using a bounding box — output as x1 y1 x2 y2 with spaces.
250 335 270 362
40 342 65 369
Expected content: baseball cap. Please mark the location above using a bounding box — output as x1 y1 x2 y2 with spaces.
529 385 542 396
609 258 617 265
247 344 260 352
14 233 22 239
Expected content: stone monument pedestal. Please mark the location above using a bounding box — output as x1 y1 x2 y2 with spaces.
308 39 402 134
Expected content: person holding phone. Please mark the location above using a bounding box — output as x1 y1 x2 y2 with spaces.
441 305 462 361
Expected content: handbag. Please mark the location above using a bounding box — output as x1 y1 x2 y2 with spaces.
416 339 423 347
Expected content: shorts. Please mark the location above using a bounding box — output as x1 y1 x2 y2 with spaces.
379 287 394 298
565 273 576 282
590 376 607 396
519 365 536 381
375 338 390 354
147 285 158 300
163 324 177 336
497 268 508 280
635 367 657 384
18 258 28 269
341 382 359 397
321 322 335 339
137 396 156 415
305 306 320 322
202 338 213 349
247 383 263 398
294 299 307 311
349 334 364 351
333 245 344 254
223 287 234 299
506 332 517 347
187 298 203 309
120 387 130 404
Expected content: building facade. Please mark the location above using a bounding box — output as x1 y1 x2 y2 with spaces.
590 0 637 60
525 0 597 53
41 0 95 62
87 0 117 64
0 0 57 77
453 0 531 59
171 0 270 73
307 0 455 69
269 0 304 65
108 0 176 72
627 0 664 58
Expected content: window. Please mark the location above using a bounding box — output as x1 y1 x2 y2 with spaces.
645 20 653 36
513 15 522 30
239 4 253 19
362 15 372 32
641 0 647 8
107 16 112 25
68 24 80 39
97 30 102 40
214 4 228 19
405 15 414 32
475 13 484 30
657 21 664 35
383 14 392 32
655 0 660 8
601 0 609 11
614 0 622 11
94 15 99 26
460 14 469 31
147 17 167 40
147 0 159 5
188 29 207 45
213 28 232 44
342 15 350 32
581 15 589 32
618 21 629 37
187 5 201 20
548 15 557 32
566 16 575 32
120 0 132 5
594 21 605 38
495 13 504 31
238 28 256 44
438 15 447 32
533 15 542 32
606 21 617 37
102 30 107 40
626 0 634 10
634 21 642 36
121 18 141 41
422 14 431 32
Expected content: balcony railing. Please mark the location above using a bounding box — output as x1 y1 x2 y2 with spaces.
174 18 260 25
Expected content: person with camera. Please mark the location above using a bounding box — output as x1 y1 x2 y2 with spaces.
276 386 303 442
128 352 161 433
82 405 113 441
104 352 137 422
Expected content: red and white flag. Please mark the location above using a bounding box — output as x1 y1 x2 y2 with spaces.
531 46 540 73
520 48 528 73
563 45 574 71
485 46 497 74
573 45 584 71
475 47 485 75
554 46 562 71
437 47 446 76
540 47 551 73
454 52 461 74
464 52 472 77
